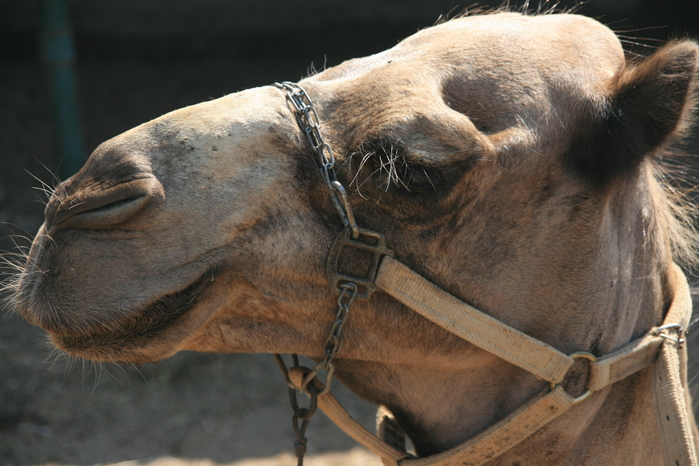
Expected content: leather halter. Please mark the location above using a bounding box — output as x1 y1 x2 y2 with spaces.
274 82 698 466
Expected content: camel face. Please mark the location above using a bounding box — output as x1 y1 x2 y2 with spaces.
12 11 697 373
15 87 339 363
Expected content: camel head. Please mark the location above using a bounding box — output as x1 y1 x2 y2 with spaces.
11 11 699 460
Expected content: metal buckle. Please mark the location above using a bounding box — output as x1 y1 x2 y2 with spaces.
653 323 686 348
550 352 598 405
327 226 394 299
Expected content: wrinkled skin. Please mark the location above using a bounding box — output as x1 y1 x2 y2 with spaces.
12 12 699 465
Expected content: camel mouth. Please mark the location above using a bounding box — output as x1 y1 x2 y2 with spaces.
50 265 223 362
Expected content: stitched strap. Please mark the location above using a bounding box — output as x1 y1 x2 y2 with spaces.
372 258 695 465
588 333 663 391
317 386 574 466
316 391 412 464
311 259 694 466
375 256 574 384
654 341 698 466
399 386 574 466
652 263 698 466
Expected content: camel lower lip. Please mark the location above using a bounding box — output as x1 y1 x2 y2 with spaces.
53 265 223 359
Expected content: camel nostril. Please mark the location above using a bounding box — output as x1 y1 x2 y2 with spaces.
48 176 164 233
82 197 143 216
61 194 147 224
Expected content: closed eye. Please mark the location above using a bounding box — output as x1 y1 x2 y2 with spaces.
399 162 443 193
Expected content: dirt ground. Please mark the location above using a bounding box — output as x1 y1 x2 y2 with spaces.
2 5 699 466
0 311 380 466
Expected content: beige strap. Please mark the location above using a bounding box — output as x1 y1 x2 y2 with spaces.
317 391 412 464
376 257 574 384
588 333 663 391
652 263 698 466
653 341 698 466
288 366 412 463
310 260 695 466
400 386 574 466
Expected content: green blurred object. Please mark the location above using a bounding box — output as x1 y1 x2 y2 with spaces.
40 0 85 180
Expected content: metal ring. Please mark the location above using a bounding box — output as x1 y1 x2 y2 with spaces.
569 351 598 362
572 389 594 405
655 323 684 333
309 362 336 396
550 352 598 405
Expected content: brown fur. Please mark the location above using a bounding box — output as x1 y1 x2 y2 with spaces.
7 12 699 465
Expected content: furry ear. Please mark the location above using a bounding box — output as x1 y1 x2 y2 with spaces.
568 40 698 186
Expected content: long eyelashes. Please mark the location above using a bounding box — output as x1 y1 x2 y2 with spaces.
347 141 443 196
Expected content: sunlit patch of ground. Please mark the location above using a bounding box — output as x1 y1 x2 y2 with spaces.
109 448 381 466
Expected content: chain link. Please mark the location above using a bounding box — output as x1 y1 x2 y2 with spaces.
274 283 357 465
273 82 364 466
322 283 357 368
290 379 318 466
274 81 362 393
294 282 357 396
275 82 359 238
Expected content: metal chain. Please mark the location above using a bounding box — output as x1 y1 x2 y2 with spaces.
289 376 318 466
271 242 359 466
274 81 362 393
273 82 365 466
273 355 318 466
321 283 357 370
298 282 358 394
274 82 359 239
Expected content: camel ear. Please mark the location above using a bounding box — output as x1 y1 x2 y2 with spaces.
568 40 699 185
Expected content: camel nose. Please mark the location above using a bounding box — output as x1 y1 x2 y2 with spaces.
45 176 164 236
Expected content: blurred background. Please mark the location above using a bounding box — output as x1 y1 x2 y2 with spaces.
1 1 698 465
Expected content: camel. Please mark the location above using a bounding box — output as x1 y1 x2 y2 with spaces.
9 10 699 466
